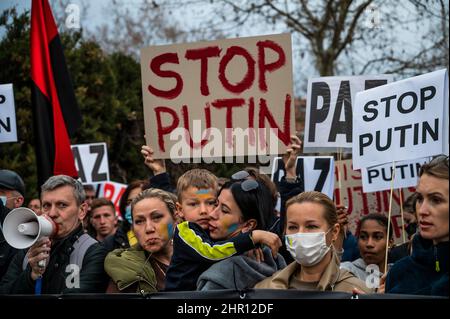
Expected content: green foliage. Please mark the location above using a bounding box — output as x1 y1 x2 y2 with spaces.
0 8 243 201
0 8 147 199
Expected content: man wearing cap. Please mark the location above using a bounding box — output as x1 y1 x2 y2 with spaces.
0 169 25 210
0 169 25 280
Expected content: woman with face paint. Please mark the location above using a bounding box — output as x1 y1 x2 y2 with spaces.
104 188 176 293
196 178 287 291
255 191 371 293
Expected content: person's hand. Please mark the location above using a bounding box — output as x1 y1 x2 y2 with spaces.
377 273 387 294
246 248 264 263
27 237 51 281
282 135 302 178
141 145 166 175
335 205 349 232
251 230 282 258
352 287 366 295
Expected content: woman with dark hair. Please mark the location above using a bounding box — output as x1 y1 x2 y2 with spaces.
385 155 449 296
196 176 286 290
341 213 393 283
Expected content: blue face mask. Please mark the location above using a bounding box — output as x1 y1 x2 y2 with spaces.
0 196 6 207
125 205 133 224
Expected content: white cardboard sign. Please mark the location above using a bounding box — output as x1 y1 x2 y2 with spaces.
71 142 110 184
353 69 448 169
97 181 128 216
304 75 392 153
271 156 335 199
0 84 18 143
361 157 431 193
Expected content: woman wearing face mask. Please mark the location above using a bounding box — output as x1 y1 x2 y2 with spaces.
385 155 448 296
255 191 371 293
341 214 393 282
196 177 286 290
104 188 175 293
102 180 147 252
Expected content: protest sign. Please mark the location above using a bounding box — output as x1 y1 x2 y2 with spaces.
271 156 334 198
0 84 17 143
97 181 127 216
353 69 448 169
141 33 295 160
334 159 415 243
361 157 430 193
303 75 392 153
71 142 110 184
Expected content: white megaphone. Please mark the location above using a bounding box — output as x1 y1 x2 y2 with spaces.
3 207 58 250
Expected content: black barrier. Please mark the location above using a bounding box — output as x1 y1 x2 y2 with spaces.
0 289 444 299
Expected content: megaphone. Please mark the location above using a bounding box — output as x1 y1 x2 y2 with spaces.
3 207 58 249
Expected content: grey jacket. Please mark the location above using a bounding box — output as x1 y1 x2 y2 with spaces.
340 258 369 281
197 247 286 291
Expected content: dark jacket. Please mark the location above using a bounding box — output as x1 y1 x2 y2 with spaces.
0 201 17 281
102 227 130 253
147 172 175 194
385 234 449 296
274 176 304 264
197 246 286 291
341 231 360 262
164 221 255 291
0 225 109 294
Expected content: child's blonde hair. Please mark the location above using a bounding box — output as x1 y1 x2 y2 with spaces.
176 169 218 202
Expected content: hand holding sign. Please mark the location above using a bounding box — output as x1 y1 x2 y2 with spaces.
283 135 302 178
141 145 166 175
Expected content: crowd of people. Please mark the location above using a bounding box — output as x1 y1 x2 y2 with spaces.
0 139 448 297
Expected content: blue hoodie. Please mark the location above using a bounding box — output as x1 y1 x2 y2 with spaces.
385 234 448 296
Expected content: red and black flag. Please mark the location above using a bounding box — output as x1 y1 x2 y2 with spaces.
31 0 81 187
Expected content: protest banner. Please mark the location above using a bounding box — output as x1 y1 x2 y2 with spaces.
0 83 18 143
334 159 415 244
271 156 334 199
71 142 110 184
361 157 430 193
303 75 392 153
353 69 448 169
140 34 295 160
97 181 127 216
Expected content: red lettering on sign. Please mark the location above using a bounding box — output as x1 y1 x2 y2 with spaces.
212 98 246 147
218 46 255 94
148 53 183 99
155 106 180 152
182 104 212 149
258 94 291 148
185 46 221 96
257 40 286 92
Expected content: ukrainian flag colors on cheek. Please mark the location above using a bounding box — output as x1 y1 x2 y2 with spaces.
219 215 240 235
156 222 170 241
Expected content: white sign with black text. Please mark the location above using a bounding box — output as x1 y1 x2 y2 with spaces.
353 69 448 169
71 142 110 184
303 75 392 153
361 157 430 193
0 84 18 143
271 156 335 199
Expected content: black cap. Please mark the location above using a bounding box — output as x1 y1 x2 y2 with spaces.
0 169 25 196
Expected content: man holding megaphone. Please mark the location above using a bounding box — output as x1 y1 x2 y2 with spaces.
0 175 108 294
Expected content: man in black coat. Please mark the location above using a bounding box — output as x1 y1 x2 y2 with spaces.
0 169 26 281
0 175 108 294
